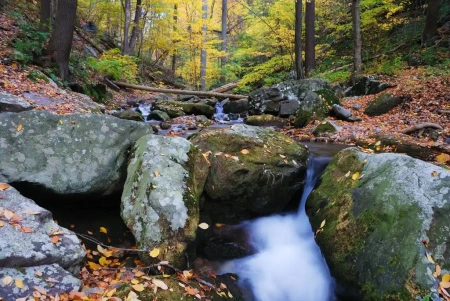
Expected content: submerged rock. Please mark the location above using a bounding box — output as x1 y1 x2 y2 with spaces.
154 101 214 118
307 148 450 300
0 111 152 197
121 135 208 267
0 186 85 280
190 124 309 222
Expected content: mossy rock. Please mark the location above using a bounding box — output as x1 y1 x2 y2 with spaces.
364 93 405 117
152 103 186 118
312 119 340 136
190 124 309 222
112 110 145 122
307 148 450 300
121 135 209 268
244 114 288 127
148 110 170 121
293 100 328 128
154 101 214 118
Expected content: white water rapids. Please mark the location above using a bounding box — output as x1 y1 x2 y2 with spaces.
220 157 335 301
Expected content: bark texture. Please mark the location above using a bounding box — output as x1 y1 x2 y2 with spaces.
40 0 52 32
422 0 440 44
121 0 131 54
305 0 315 76
128 0 142 54
351 0 362 85
200 0 208 90
295 0 304 79
220 0 228 83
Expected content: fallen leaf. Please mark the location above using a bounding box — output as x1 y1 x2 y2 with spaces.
22 210 40 215
15 279 24 289
34 286 47 295
426 252 435 264
4 210 14 220
87 261 101 270
436 265 442 277
134 271 145 277
198 223 209 230
87 231 93 235
154 170 160 177
0 183 10 191
228 291 233 298
131 284 144 292
2 276 12 285
152 278 168 290
279 154 286 158
69 291 86 299
149 248 160 258
99 227 108 234
51 236 60 244
345 171 351 177
375 141 381 146
34 270 42 277
352 172 360 180
0 221 3 227
436 153 450 163
443 274 450 282
130 279 140 285
432 171 438 177
17 124 23 132
320 219 326 228
241 149 250 154
106 288 117 297
20 226 33 233
441 281 450 289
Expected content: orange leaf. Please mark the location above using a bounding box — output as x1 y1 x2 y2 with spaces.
0 183 10 191
51 236 60 244
17 124 23 132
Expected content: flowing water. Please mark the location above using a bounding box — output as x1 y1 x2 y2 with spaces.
220 155 338 301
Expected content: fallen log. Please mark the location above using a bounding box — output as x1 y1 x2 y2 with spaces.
114 82 247 99
103 77 121 92
402 123 443 134
210 82 238 93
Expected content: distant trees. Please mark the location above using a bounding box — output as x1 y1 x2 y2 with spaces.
221 0 228 83
305 0 315 77
351 0 362 84
294 0 304 79
423 0 440 44
200 0 208 90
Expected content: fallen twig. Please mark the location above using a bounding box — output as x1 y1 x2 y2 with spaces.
402 123 443 134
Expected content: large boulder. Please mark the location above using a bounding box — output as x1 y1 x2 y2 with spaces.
307 148 450 300
153 101 214 118
223 98 249 114
0 185 85 298
248 79 340 128
364 93 405 116
244 114 288 127
0 111 152 197
112 109 145 122
0 92 33 113
121 135 209 268
344 76 393 97
190 124 309 222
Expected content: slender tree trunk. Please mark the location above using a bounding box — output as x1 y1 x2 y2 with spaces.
171 4 178 73
422 0 440 44
294 0 304 80
305 0 315 77
351 0 362 84
200 0 208 90
48 0 77 81
121 0 131 55
128 0 142 54
220 0 228 83
40 0 52 32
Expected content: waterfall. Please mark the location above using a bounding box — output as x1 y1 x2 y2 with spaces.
138 104 151 121
220 156 335 301
214 101 225 121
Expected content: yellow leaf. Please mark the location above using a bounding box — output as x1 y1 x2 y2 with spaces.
131 284 145 292
442 274 450 282
228 291 233 298
99 227 108 234
352 172 360 180
149 248 160 258
426 253 435 264
436 153 450 163
320 219 326 228
154 170 160 177
88 261 101 270
0 221 3 227
432 171 438 177
59 120 63 125
375 141 381 146
131 279 140 284
2 276 12 285
17 124 23 132
198 223 209 230
99 256 108 266
0 183 10 190
240 149 250 154
106 288 116 297
15 279 24 289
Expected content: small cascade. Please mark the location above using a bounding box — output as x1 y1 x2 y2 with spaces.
137 103 151 121
220 157 335 301
214 101 226 121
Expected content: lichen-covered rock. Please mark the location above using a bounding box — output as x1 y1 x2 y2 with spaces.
121 135 208 268
190 124 309 222
0 186 85 274
307 148 450 300
244 114 288 127
0 264 82 300
364 93 405 116
312 119 340 136
153 101 214 118
0 92 33 113
112 109 145 122
0 111 152 197
248 79 340 126
344 76 393 97
148 110 170 121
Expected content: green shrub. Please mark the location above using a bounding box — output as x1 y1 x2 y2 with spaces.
8 10 49 65
85 48 138 82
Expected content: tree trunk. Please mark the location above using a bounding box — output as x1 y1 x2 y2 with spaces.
220 0 228 83
121 0 131 55
48 0 77 81
422 0 440 44
200 0 208 90
128 0 142 54
40 0 52 32
294 0 304 80
305 0 315 77
351 0 362 85
171 4 178 73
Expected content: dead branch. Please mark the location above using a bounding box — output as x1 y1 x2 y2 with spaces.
210 82 238 93
74 27 105 55
103 77 121 92
114 82 246 99
402 122 443 134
